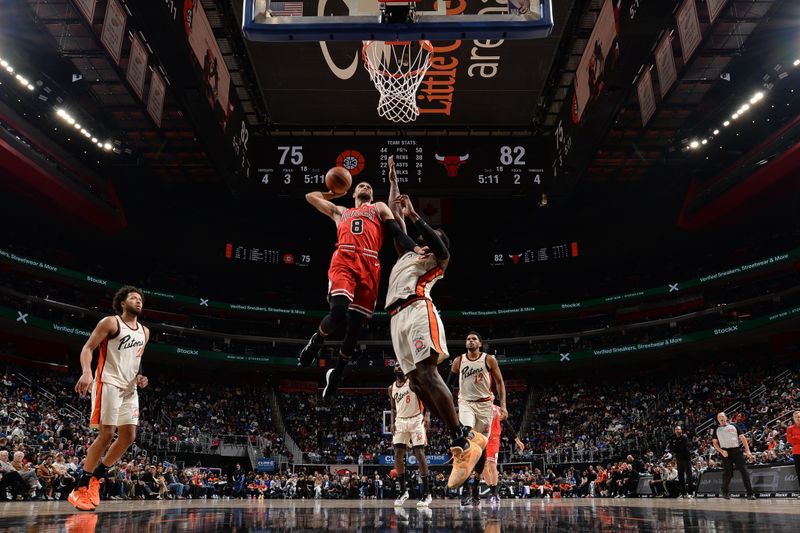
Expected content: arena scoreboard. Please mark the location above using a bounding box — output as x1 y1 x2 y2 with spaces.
248 137 549 197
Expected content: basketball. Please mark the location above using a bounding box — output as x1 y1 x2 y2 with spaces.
325 166 352 195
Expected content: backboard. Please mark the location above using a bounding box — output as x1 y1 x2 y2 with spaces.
242 0 554 42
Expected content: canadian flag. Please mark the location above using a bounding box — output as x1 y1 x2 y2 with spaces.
417 197 451 226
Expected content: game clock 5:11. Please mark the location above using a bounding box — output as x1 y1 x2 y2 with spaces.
251 138 549 196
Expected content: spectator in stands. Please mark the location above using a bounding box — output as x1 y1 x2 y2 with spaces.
164 466 185 499
12 451 41 497
0 450 27 500
36 454 57 500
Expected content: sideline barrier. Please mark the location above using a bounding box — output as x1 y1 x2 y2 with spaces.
696 464 800 496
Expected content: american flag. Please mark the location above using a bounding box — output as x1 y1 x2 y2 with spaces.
269 1 304 17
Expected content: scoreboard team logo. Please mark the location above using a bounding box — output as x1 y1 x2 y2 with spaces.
434 153 469 177
336 149 366 176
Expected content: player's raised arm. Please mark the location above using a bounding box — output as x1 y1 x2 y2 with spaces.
75 316 117 397
387 156 406 229
375 200 421 254
395 195 450 269
305 190 346 224
386 156 409 256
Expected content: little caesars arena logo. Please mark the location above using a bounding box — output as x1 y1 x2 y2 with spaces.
319 0 509 116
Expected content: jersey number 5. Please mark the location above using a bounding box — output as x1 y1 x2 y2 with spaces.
351 219 363 235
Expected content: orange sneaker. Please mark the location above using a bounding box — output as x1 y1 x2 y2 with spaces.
67 486 96 511
448 431 489 489
88 477 103 507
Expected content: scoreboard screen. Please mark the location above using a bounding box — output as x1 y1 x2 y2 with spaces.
248 137 549 197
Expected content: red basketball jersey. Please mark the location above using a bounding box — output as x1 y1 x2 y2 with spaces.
337 204 384 253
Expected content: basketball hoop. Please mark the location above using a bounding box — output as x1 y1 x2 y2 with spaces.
362 40 434 123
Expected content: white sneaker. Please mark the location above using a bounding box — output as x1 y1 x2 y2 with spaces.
394 490 409 507
416 493 432 507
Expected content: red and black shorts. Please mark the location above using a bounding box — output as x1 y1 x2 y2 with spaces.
327 245 381 317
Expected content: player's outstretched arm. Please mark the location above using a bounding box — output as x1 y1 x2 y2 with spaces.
387 156 406 226
487 355 507 420
386 155 409 256
376 201 420 254
305 190 346 224
395 195 450 268
75 316 117 397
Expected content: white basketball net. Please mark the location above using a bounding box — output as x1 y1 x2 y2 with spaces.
362 40 434 123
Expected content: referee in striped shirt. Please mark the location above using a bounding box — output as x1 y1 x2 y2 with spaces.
712 412 756 500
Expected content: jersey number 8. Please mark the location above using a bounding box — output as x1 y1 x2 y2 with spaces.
351 219 363 235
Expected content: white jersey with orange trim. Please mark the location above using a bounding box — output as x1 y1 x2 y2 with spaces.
458 352 494 402
392 380 424 419
385 251 443 308
96 316 146 390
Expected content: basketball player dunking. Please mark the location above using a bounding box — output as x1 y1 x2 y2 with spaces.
483 404 524 504
299 182 421 403
389 362 432 507
385 165 485 490
448 332 508 505
69 286 150 511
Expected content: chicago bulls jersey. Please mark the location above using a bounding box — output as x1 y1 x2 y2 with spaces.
96 316 146 390
392 380 423 418
337 204 383 253
385 251 443 308
458 352 493 402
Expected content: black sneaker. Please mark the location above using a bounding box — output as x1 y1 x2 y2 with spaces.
722 492 730 500
747 494 757 500
322 368 342 404
460 495 474 506
450 436 469 454
298 332 324 367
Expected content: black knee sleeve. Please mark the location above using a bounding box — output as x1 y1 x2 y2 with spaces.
339 310 365 357
320 295 350 335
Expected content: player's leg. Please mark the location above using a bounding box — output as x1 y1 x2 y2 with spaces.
393 444 410 506
299 294 350 367
322 309 365 403
484 425 502 503
399 301 465 443
323 264 376 400
407 359 465 444
300 255 357 367
412 445 432 506
70 382 119 510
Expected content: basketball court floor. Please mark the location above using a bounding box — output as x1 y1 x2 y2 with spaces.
1 498 799 532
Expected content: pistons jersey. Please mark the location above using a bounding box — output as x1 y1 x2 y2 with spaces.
458 352 494 402
96 316 146 390
392 380 424 418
